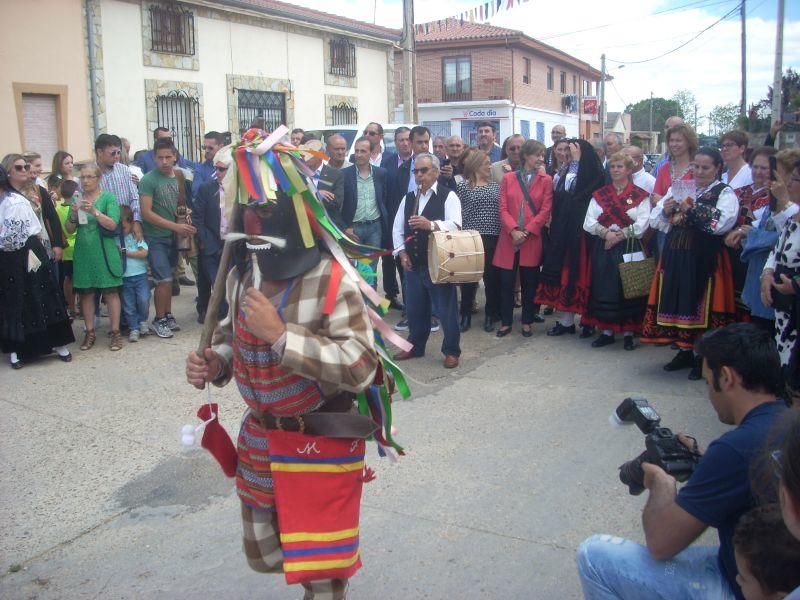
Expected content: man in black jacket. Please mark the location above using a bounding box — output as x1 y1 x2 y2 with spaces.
192 152 231 322
342 137 389 289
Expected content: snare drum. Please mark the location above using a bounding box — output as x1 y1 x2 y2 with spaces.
427 230 485 284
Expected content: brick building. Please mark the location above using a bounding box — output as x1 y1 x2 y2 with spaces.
394 19 603 145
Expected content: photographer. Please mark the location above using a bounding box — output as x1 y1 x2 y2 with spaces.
577 323 787 600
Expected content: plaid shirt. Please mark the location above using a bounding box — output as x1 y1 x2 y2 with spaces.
100 163 141 221
212 255 378 398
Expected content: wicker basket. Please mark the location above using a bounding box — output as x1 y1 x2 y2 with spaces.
618 237 655 300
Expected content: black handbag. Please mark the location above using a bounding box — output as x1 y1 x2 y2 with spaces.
772 264 796 313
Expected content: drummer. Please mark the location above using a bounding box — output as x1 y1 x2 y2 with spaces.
391 153 463 369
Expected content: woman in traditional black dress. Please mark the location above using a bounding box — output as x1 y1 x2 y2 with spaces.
536 139 606 337
0 157 74 369
582 152 651 350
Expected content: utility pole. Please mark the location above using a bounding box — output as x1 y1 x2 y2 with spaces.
600 53 606 139
740 0 746 117
771 0 785 144
401 0 417 123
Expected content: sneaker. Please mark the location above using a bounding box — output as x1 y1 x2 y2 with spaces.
430 318 440 332
139 321 150 336
165 312 180 331
128 330 140 343
393 318 409 331
151 318 174 338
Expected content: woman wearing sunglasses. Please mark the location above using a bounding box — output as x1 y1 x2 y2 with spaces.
0 155 74 369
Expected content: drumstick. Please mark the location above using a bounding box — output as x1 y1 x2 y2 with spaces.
197 237 234 354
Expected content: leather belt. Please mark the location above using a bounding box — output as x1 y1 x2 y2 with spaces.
353 218 380 225
254 394 377 439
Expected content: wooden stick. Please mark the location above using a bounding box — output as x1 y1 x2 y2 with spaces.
197 238 235 354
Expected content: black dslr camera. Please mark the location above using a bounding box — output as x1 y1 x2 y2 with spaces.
614 398 701 495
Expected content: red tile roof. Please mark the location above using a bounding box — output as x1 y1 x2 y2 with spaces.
209 0 402 40
415 18 521 42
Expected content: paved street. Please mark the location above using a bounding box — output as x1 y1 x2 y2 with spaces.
1 286 727 600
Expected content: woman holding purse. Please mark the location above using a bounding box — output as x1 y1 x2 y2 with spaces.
65 163 123 351
760 151 800 367
493 140 552 338
582 152 651 350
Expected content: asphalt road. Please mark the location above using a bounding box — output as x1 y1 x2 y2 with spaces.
0 284 728 599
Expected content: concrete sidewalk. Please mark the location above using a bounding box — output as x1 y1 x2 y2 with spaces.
0 290 726 599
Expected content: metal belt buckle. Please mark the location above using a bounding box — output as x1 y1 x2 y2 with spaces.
275 415 305 434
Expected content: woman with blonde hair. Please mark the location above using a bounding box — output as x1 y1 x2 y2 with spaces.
65 163 124 351
456 148 502 332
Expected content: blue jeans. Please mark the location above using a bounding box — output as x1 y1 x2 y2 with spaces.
576 535 735 600
146 235 177 283
404 266 460 357
199 252 228 319
122 273 150 329
353 219 383 290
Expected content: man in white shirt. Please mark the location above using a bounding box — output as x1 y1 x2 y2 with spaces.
720 130 752 191
391 153 462 368
625 146 656 194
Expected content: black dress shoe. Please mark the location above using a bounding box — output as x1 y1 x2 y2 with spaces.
178 276 196 286
496 327 512 338
483 315 495 333
688 357 703 380
591 334 616 347
387 297 405 311
579 325 595 339
664 349 695 372
197 311 206 324
532 314 545 323
543 306 554 315
547 323 575 336
521 326 533 338
623 336 635 351
460 314 471 333
58 352 73 363
11 359 23 370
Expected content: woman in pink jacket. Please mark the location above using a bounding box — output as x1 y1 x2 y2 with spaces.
493 140 553 338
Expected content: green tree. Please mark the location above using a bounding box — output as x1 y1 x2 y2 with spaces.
624 97 681 132
709 103 740 135
671 89 696 121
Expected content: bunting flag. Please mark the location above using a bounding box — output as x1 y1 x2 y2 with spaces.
409 0 530 32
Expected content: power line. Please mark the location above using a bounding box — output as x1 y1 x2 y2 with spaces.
607 2 743 65
534 0 739 42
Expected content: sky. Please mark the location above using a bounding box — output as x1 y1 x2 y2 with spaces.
294 0 799 132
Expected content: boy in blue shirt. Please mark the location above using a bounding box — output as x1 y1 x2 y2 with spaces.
119 206 150 341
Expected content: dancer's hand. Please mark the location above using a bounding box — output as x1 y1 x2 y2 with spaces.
186 348 222 390
242 287 286 343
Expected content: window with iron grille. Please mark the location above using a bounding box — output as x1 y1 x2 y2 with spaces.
155 90 201 162
150 3 195 56
331 102 358 126
237 89 286 133
329 39 356 77
442 56 471 102
520 120 530 139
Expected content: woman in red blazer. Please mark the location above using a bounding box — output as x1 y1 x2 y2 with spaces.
493 140 553 337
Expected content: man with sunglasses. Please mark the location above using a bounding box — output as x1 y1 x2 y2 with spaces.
95 133 143 241
193 149 232 324
490 134 525 184
577 323 788 600
191 131 226 199
392 152 462 368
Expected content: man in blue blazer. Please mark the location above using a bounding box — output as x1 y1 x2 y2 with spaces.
342 137 389 290
192 154 230 323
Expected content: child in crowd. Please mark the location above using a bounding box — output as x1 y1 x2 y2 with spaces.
53 177 78 318
733 504 800 600
119 206 151 342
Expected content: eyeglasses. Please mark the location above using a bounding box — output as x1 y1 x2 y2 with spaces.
412 167 431 175
720 143 739 150
507 146 522 151
13 164 31 172
214 166 228 172
771 449 783 479
107 149 121 156
80 175 99 180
